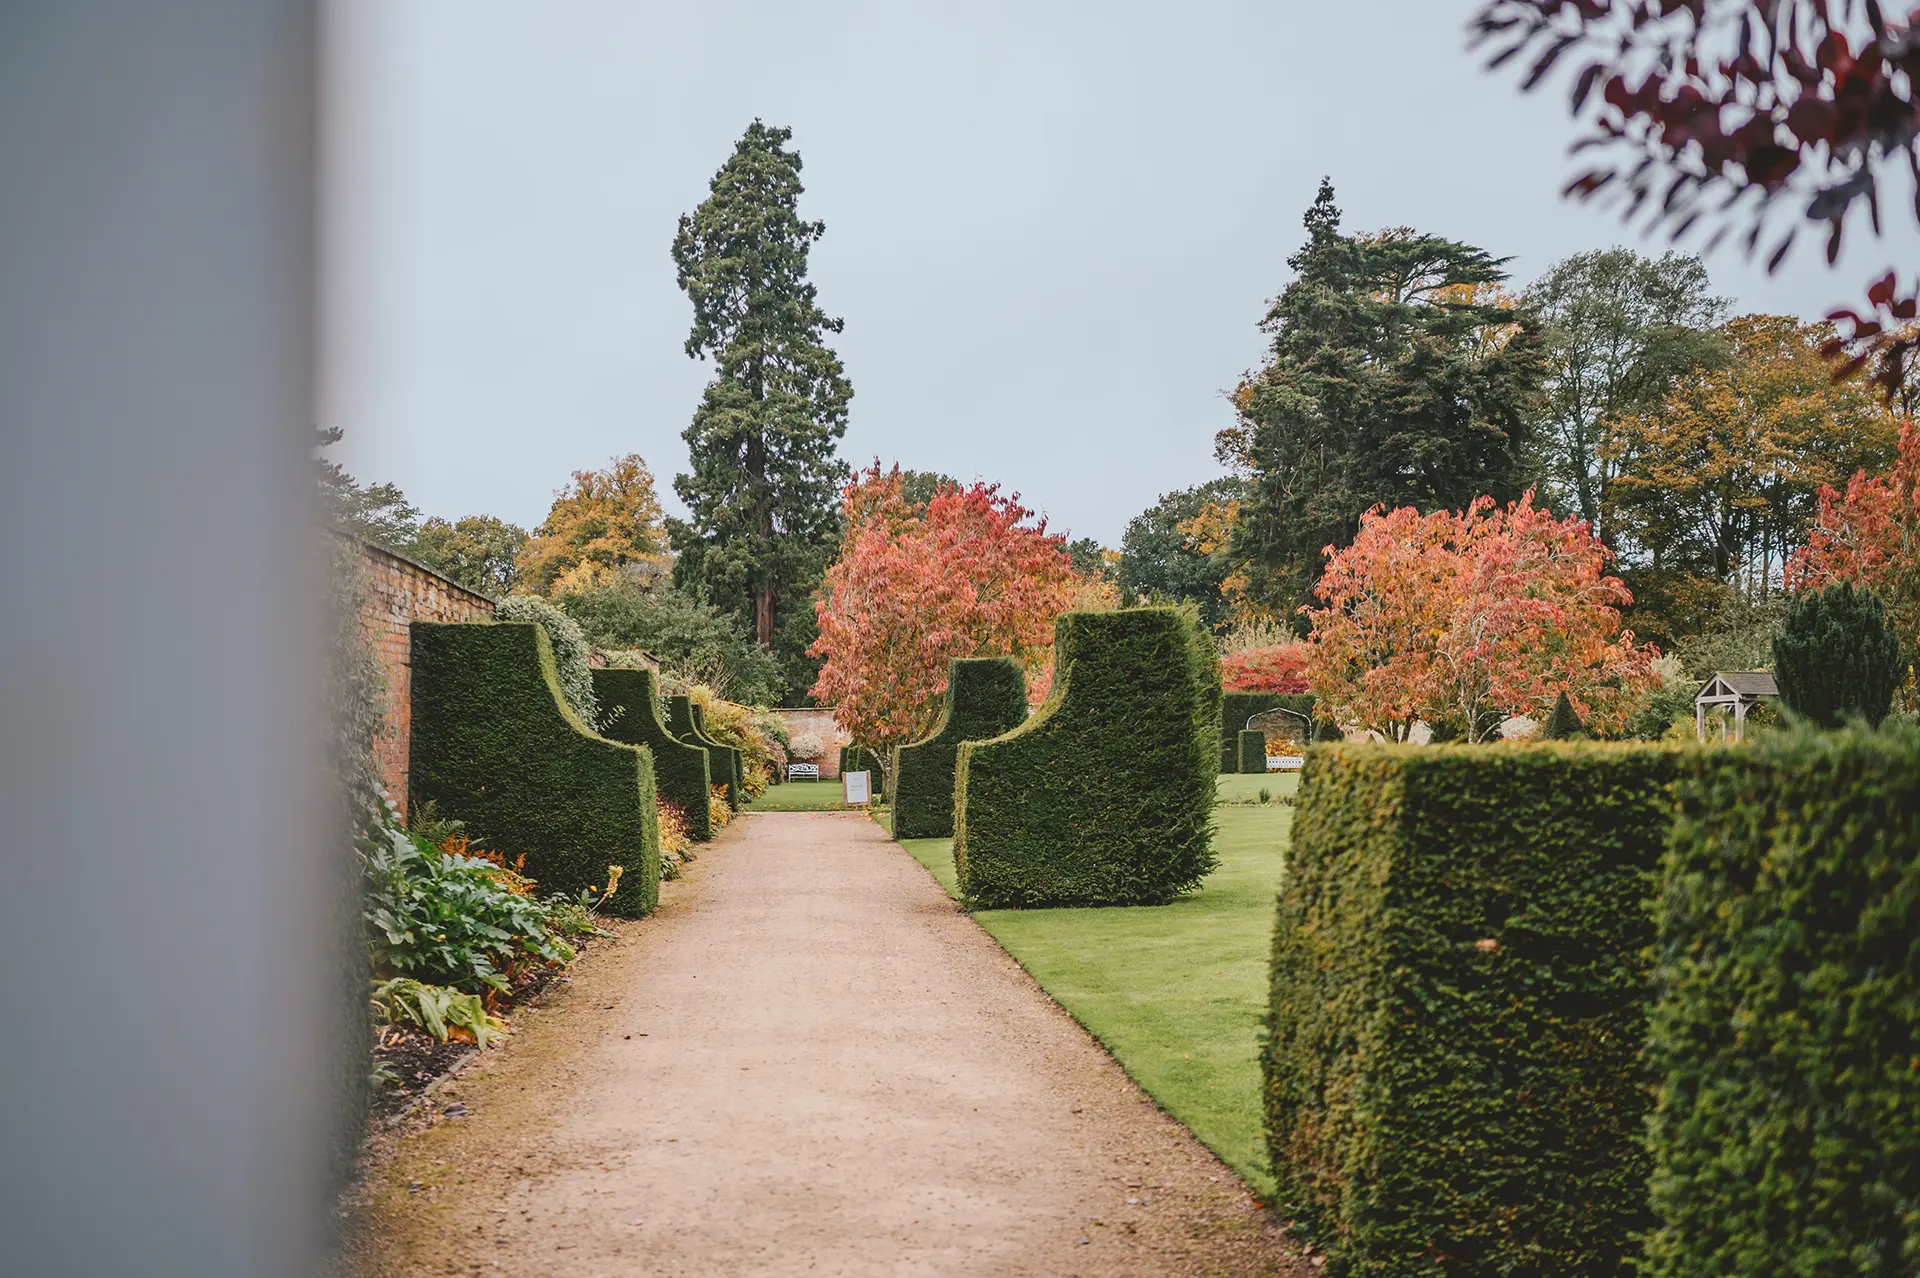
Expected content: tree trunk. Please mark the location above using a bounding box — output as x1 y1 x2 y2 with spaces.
755 584 775 649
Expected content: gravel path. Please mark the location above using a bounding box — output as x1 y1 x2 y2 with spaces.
344 812 1304 1277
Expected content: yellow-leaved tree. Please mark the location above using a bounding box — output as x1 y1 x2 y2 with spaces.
516 455 672 596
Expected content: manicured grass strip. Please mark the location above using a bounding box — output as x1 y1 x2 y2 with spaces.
891 775 1293 1197
746 780 867 812
1214 772 1300 806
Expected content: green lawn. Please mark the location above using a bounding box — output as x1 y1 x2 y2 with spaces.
895 774 1295 1196
746 780 871 812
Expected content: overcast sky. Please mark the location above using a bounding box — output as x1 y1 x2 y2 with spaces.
323 0 1920 547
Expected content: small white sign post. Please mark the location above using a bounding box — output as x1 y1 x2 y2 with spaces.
842 770 872 806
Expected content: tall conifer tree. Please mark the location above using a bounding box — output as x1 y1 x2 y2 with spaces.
670 121 852 695
1216 180 1547 615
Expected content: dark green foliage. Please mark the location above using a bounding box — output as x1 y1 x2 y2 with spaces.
1646 726 1920 1278
559 580 786 706
1220 692 1317 772
1265 743 1682 1277
669 120 851 695
1543 690 1587 739
495 594 599 729
592 668 714 842
408 623 660 917
840 744 883 787
410 514 526 596
1773 582 1903 728
1118 477 1248 625
1315 720 1345 742
665 694 739 809
955 609 1221 908
893 658 1029 839
1218 180 1547 614
1237 729 1268 774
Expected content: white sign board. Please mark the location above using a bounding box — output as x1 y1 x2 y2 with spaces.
1267 756 1306 771
842 770 871 806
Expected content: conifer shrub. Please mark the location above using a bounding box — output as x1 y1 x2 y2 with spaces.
893 657 1029 839
955 608 1220 907
1237 729 1268 774
840 744 882 783
665 694 739 809
1542 689 1586 739
592 667 713 842
1221 691 1315 771
408 622 660 917
1645 726 1920 1278
1773 582 1903 728
1265 742 1682 1277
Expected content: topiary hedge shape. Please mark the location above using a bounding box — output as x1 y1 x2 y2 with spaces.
1237 729 1267 774
1265 742 1682 1277
409 622 660 917
955 608 1221 908
892 657 1029 839
664 694 739 809
1220 691 1315 771
1646 725 1920 1278
592 667 714 842
1773 581 1904 728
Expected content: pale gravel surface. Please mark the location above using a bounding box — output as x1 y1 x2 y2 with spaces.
343 812 1305 1278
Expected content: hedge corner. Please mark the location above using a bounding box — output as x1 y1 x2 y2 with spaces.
892 656 1029 840
954 607 1220 908
408 621 661 918
592 666 714 842
1264 741 1683 1277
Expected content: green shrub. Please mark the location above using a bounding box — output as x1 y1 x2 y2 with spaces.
893 658 1029 839
369 977 507 1049
1237 728 1267 774
1773 582 1903 728
1543 689 1586 739
1264 742 1682 1277
496 594 599 729
1221 691 1315 771
840 744 883 787
665 694 740 808
955 608 1220 908
361 817 579 993
409 622 660 916
1646 725 1920 1278
592 667 714 842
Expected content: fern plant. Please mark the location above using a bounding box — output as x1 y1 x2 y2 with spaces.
1773 583 1903 729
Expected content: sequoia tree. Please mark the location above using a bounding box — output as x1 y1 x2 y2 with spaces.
670 121 852 694
1215 181 1548 615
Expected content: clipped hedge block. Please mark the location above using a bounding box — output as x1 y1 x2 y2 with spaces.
955 608 1220 907
1221 691 1315 772
409 622 660 917
1265 742 1681 1277
592 667 713 842
1237 729 1267 774
893 657 1029 839
1646 726 1920 1278
664 695 739 810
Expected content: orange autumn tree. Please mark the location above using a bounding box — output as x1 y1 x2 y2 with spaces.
810 464 1078 751
1304 493 1656 742
1787 420 1920 662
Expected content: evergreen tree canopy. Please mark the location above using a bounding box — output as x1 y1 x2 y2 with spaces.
1215 180 1548 614
669 121 852 697
1117 477 1247 627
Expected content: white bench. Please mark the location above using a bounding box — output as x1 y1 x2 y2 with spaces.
786 763 820 781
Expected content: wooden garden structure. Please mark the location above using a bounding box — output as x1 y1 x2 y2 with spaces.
1694 671 1779 742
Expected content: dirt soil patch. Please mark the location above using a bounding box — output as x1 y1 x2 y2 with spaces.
339 812 1306 1277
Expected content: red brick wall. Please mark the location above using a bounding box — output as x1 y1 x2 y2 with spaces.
769 707 852 777
351 538 495 814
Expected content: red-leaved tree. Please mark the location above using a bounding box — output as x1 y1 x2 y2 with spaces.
1304 493 1656 742
810 465 1078 751
1787 418 1920 654
1477 1 1920 397
1222 643 1312 694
